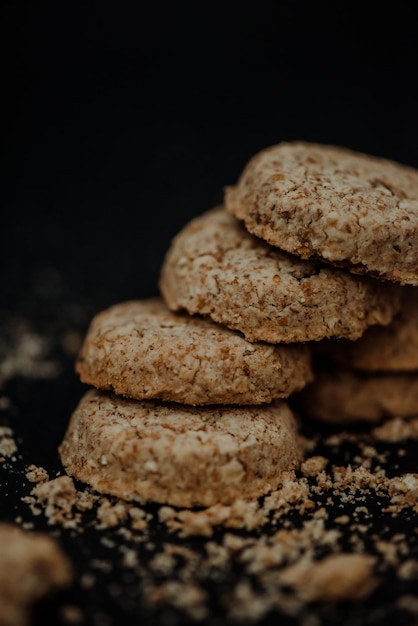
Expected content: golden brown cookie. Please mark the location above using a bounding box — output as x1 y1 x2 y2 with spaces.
59 389 302 508
313 287 418 372
76 298 313 404
293 366 418 424
159 207 400 344
0 523 73 626
225 141 418 285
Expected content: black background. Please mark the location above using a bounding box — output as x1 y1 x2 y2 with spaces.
3 0 418 317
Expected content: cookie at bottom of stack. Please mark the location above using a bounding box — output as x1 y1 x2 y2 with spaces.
59 389 302 508
292 366 418 424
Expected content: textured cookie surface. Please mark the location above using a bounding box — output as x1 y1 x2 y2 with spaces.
293 366 418 424
225 141 418 285
59 389 302 508
76 298 313 404
159 207 400 343
315 287 418 371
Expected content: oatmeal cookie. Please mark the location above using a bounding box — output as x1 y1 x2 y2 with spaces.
159 207 400 343
59 389 302 508
314 287 418 371
293 366 418 423
76 298 313 404
225 141 418 285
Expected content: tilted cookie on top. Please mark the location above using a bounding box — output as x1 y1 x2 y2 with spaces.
225 141 418 285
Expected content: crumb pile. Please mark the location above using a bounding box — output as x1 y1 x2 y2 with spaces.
13 422 418 624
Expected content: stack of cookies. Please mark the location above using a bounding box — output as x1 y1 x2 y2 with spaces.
59 141 418 509
58 301 314 508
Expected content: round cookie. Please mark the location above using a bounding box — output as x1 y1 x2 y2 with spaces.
293 366 418 424
225 141 418 285
313 287 418 372
159 207 401 344
75 298 313 405
59 389 302 508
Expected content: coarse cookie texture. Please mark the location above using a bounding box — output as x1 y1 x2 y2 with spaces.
225 141 418 285
0 523 73 626
293 366 418 424
159 207 400 343
76 298 313 404
59 389 302 508
314 286 418 372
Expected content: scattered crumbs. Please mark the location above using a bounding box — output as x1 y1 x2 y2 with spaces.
59 604 85 625
100 536 116 549
90 558 113 574
0 327 60 387
115 526 134 541
0 426 18 457
25 464 49 484
372 416 418 442
143 580 209 621
398 559 418 580
80 572 96 589
11 420 418 623
0 396 11 410
128 506 149 531
162 499 268 538
29 476 83 529
119 545 139 569
60 330 84 357
264 470 314 518
21 473 99 529
396 595 418 614
0 523 73 626
96 498 130 529
148 551 177 575
278 553 378 602
300 455 328 476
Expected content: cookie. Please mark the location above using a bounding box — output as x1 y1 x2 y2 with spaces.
59 389 302 508
293 366 418 424
313 287 418 372
0 523 72 626
76 298 313 405
159 207 400 344
225 141 418 285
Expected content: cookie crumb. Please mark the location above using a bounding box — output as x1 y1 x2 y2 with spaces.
280 553 378 602
0 523 73 626
25 464 49 483
60 604 84 624
372 417 418 442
